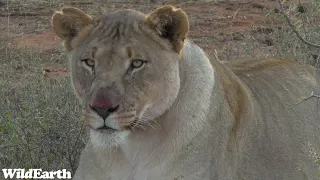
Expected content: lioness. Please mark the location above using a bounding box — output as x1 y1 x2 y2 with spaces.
51 5 320 180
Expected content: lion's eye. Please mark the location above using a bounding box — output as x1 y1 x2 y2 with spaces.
131 60 145 69
82 59 95 68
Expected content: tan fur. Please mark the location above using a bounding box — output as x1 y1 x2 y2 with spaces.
51 7 96 51
52 5 320 180
146 5 189 53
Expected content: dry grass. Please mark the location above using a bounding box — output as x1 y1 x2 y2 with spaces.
0 46 86 173
214 0 320 67
267 1 320 67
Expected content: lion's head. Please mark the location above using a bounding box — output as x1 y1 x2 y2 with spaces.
52 6 189 147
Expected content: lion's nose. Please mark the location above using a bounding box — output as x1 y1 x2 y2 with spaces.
90 100 119 120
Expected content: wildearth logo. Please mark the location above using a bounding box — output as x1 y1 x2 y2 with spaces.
2 169 72 179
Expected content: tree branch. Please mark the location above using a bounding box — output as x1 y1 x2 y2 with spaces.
278 0 320 48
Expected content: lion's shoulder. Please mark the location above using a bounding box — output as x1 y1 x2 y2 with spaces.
225 59 318 111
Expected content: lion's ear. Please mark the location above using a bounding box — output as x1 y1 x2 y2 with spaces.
146 5 189 53
51 7 94 51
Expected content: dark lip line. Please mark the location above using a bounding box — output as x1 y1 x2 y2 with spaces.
93 119 139 131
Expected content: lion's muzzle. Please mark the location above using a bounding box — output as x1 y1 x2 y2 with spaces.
89 104 119 120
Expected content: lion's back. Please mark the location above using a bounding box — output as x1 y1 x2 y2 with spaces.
228 59 320 179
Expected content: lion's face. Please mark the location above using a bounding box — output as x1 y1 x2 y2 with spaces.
70 17 182 147
52 6 189 146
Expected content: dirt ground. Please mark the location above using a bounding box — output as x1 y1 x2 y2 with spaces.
0 0 312 75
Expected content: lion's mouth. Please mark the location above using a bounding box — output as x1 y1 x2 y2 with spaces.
93 124 132 132
90 119 139 132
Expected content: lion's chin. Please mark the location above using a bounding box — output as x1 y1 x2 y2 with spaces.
90 129 130 149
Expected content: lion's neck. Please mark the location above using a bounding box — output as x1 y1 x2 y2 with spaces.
119 41 225 171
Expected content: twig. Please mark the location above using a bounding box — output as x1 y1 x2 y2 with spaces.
289 88 320 109
278 0 320 48
290 96 314 109
214 49 220 61
232 7 241 22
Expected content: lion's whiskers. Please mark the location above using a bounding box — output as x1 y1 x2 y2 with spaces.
131 119 147 130
133 115 161 130
141 115 161 128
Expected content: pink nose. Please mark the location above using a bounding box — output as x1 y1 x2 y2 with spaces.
89 98 119 120
90 98 113 110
